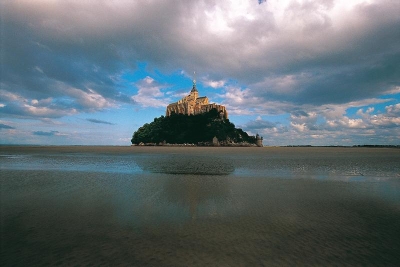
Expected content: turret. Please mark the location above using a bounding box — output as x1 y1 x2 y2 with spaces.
256 134 263 147
191 78 198 92
190 78 198 99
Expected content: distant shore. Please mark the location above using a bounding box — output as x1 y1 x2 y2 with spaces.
1 145 399 156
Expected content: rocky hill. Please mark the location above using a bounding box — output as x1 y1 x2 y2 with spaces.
131 109 258 146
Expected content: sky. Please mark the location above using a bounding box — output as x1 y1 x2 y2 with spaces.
1 0 399 146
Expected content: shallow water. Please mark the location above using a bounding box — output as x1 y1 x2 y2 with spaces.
1 146 400 266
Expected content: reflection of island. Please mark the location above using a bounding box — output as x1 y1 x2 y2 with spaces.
163 176 231 220
135 154 235 175
134 154 234 219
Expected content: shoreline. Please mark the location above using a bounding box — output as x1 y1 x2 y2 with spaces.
1 145 399 156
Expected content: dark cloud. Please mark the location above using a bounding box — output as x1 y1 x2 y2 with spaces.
87 119 115 125
386 103 400 117
1 0 136 117
0 124 15 130
33 131 59 136
0 101 75 119
291 110 309 117
1 0 399 121
243 119 277 131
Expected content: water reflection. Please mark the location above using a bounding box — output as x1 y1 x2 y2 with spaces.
162 175 231 220
111 173 233 226
2 147 400 266
130 154 235 221
134 154 235 175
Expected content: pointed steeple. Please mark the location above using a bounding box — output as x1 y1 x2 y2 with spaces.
191 71 198 92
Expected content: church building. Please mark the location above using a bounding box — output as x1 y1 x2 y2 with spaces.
165 78 228 119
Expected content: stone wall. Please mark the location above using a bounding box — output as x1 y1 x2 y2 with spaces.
166 87 228 119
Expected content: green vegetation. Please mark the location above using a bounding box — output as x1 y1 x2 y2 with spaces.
131 109 256 145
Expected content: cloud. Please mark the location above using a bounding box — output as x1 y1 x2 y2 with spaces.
87 118 114 125
283 100 400 144
367 103 400 128
237 96 399 146
203 79 226 89
1 1 135 119
370 115 400 128
0 123 15 130
290 111 319 132
33 130 60 136
66 87 116 110
0 84 118 119
1 0 399 145
3 0 398 113
0 90 78 118
131 76 169 108
385 103 400 117
243 118 277 131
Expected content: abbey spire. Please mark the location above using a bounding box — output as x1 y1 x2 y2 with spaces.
191 71 197 92
166 75 228 119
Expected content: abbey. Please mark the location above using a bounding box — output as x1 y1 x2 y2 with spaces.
166 79 228 119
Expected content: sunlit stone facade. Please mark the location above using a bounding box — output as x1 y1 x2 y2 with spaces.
166 80 228 119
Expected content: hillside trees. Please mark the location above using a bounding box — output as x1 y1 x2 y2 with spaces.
131 109 256 145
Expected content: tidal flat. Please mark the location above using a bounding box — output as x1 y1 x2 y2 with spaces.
1 146 400 266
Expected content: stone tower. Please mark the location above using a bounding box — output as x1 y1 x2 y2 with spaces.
190 76 198 99
256 134 263 147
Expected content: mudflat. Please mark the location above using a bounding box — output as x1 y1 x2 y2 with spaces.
1 146 400 266
1 144 399 155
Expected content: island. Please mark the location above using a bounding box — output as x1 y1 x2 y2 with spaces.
131 78 263 147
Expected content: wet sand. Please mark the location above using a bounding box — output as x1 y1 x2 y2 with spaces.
1 146 400 266
1 144 399 155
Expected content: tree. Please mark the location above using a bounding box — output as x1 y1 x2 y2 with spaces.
131 109 256 145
